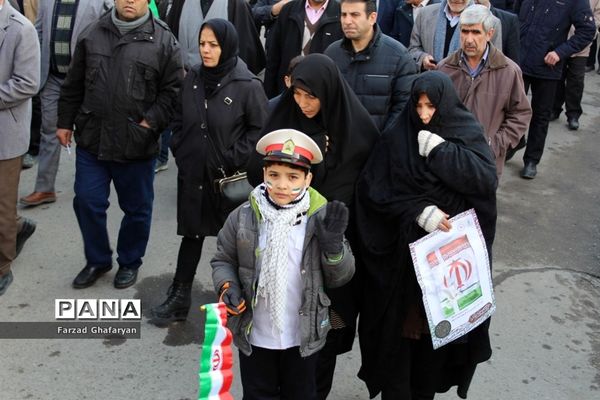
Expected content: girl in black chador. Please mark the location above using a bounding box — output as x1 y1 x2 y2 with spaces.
150 19 267 324
355 71 498 399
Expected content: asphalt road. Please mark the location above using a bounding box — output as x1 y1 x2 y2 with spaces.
1 71 599 400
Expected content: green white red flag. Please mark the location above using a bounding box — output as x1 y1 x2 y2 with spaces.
198 303 234 400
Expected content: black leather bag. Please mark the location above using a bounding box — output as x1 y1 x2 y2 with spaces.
214 169 253 205
205 127 253 206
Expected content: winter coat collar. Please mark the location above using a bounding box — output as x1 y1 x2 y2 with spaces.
341 23 381 59
191 59 256 95
0 0 14 30
98 9 157 38
288 0 340 27
444 44 508 71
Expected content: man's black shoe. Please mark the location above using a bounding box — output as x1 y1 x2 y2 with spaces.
72 265 112 289
520 161 537 179
16 218 36 257
549 111 561 121
567 118 579 131
0 271 14 296
505 136 527 162
114 268 138 289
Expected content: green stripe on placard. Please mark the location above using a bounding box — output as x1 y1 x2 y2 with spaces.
458 285 482 310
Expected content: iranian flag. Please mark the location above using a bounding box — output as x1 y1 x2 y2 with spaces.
198 303 234 400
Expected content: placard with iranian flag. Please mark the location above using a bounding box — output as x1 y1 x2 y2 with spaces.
409 209 495 349
198 303 234 400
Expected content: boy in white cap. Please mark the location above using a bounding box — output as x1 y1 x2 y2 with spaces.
211 129 355 399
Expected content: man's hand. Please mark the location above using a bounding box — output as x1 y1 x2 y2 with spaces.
139 119 151 129
544 51 560 67
56 128 73 147
423 55 438 71
271 0 291 17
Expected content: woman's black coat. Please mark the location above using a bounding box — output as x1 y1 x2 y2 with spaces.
355 71 498 398
170 60 268 237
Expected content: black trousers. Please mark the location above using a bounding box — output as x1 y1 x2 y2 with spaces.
553 56 587 119
239 346 319 400
173 236 205 283
587 37 600 68
27 94 41 156
315 328 345 400
380 338 441 400
522 75 559 164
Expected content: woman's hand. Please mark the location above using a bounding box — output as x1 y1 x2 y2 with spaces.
418 130 445 157
416 205 452 233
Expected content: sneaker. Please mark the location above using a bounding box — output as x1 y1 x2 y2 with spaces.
22 154 36 170
155 161 168 173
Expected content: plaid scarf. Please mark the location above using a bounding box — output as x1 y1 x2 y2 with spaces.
50 0 79 76
253 184 310 333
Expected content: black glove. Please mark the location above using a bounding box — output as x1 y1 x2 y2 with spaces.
315 200 349 256
219 282 246 316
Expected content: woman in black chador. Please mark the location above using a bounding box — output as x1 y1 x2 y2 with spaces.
150 19 267 324
251 53 379 206
247 53 380 398
355 71 498 399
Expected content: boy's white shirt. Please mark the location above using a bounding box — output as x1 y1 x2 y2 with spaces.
249 215 307 349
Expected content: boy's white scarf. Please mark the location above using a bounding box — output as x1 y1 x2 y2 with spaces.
253 184 311 334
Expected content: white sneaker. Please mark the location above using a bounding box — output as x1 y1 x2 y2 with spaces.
22 154 36 169
155 161 168 173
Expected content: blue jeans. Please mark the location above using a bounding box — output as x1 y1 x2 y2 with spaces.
157 129 171 164
73 148 155 270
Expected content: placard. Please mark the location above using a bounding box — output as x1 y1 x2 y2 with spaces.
409 209 495 349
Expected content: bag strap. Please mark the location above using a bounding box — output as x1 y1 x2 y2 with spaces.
203 99 228 179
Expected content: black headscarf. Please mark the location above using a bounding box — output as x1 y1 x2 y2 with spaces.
199 19 239 96
250 53 379 205
355 71 497 397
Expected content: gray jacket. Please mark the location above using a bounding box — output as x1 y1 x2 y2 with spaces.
35 0 111 87
0 1 40 160
408 2 502 69
211 188 355 357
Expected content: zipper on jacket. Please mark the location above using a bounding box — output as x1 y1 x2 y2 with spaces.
204 99 207 109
